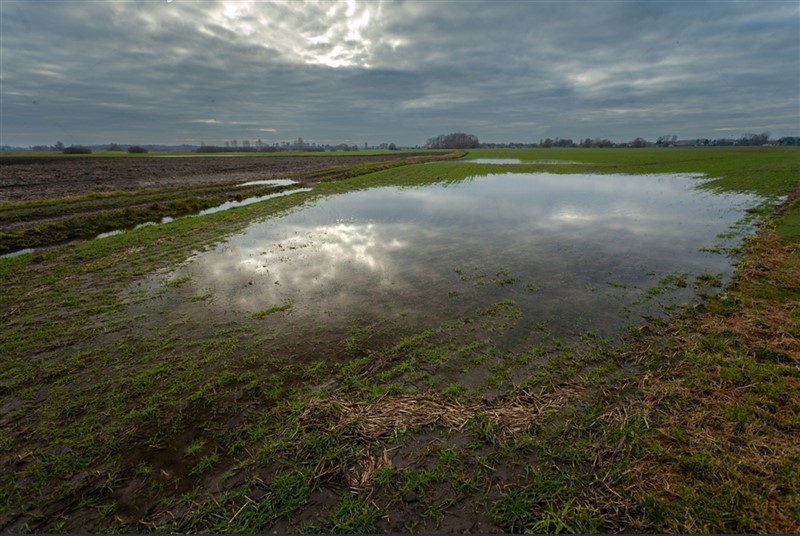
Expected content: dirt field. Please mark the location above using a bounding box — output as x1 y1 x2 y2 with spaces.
0 153 433 202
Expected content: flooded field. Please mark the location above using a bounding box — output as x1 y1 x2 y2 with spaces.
161 172 760 358
2 147 796 533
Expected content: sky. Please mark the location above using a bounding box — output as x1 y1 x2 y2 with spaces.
1 0 798 147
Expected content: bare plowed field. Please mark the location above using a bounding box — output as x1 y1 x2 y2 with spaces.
0 153 431 202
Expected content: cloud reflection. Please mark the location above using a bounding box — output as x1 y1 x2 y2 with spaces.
180 173 761 336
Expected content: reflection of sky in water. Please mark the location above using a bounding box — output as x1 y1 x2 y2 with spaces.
237 179 299 187
456 159 582 164
181 173 761 344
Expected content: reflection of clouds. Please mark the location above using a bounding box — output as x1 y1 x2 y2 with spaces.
318 223 407 271
397 173 723 237
186 219 418 316
552 205 593 223
181 173 761 331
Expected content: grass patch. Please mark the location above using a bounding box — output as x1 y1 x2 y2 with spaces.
252 301 293 318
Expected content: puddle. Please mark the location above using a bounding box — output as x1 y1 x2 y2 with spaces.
456 159 582 164
95 188 310 240
168 173 762 352
151 154 246 158
238 179 299 187
0 189 313 255
195 189 311 216
0 248 35 259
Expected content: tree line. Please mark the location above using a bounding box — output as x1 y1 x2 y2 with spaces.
425 132 480 149
423 131 797 150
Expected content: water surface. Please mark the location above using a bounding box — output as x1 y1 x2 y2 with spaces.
172 173 761 351
457 158 581 164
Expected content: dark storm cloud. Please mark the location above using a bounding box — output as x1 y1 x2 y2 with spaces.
1 0 797 146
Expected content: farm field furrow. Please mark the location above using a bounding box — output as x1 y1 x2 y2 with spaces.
0 152 440 202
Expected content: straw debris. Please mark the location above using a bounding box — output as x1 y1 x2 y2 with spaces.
299 386 584 442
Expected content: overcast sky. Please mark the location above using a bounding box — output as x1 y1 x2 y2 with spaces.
1 0 798 147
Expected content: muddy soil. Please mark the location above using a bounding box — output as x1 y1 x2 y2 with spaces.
0 153 432 202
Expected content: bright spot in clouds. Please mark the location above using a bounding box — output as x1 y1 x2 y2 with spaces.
0 0 797 146
206 0 378 68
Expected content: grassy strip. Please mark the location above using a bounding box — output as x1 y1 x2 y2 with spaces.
0 181 253 222
0 185 302 255
309 150 465 183
462 146 800 197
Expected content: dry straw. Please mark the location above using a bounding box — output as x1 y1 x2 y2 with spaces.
300 385 585 443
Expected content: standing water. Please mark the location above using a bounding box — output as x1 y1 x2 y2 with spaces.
168 173 761 352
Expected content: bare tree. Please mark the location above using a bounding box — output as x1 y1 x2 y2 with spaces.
425 132 479 149
738 132 770 146
656 135 677 147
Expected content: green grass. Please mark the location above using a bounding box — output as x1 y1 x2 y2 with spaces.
0 147 797 533
252 301 293 318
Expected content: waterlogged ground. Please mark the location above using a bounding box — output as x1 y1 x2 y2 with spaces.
2 148 797 533
156 172 760 358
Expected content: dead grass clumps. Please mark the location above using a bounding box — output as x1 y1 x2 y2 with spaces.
299 386 585 443
622 222 800 533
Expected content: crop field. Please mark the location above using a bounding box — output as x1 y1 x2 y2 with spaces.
0 147 798 533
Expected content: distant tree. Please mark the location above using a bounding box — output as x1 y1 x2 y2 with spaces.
553 138 574 148
656 135 677 147
256 138 264 149
425 132 479 149
53 141 65 151
632 137 646 148
127 145 148 153
62 145 92 154
388 143 397 150
242 140 251 148
594 138 613 148
737 132 770 146
107 143 123 151
541 138 553 148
